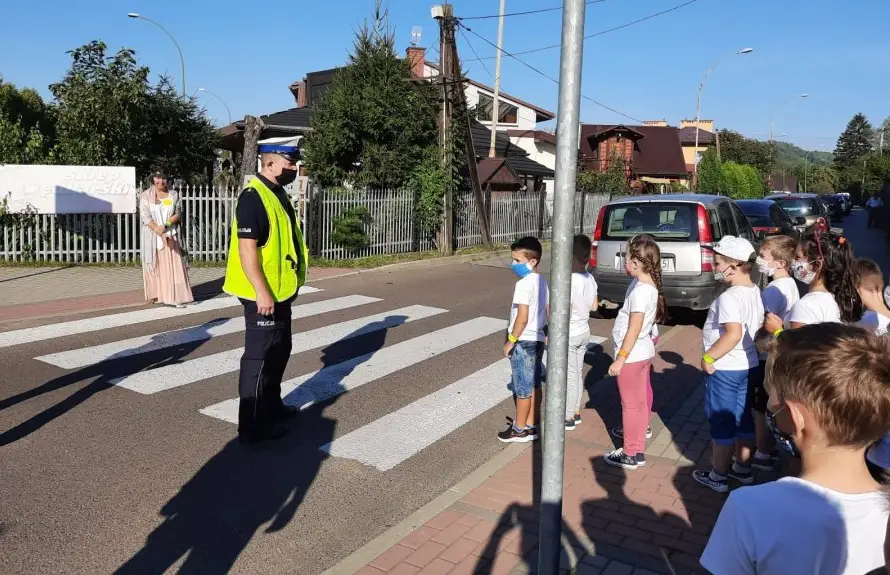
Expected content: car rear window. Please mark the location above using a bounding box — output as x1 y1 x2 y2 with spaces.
745 213 773 227
601 202 700 242
771 198 820 217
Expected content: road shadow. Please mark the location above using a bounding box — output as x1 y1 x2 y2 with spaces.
0 266 75 284
0 320 224 445
114 315 406 574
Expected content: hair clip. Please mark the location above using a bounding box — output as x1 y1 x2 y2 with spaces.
838 237 846 245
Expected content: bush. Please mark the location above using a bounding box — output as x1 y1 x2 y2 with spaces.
331 206 373 253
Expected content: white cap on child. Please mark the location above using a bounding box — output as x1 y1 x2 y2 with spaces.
712 235 755 262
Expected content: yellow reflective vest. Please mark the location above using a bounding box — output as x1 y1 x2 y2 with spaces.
223 176 308 302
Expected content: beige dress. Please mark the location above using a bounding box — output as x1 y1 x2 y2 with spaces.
140 188 194 306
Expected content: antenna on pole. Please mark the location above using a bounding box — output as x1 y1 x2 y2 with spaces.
411 26 422 46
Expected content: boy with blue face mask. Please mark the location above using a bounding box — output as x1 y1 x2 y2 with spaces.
499 237 549 443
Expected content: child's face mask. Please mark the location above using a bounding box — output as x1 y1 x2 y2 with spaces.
756 255 784 278
791 260 817 285
511 261 535 278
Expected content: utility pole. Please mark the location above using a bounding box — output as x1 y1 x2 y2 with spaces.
437 4 455 254
538 0 585 573
488 0 506 158
240 115 264 187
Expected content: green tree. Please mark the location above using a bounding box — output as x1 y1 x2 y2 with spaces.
697 147 725 194
576 152 630 195
303 4 438 188
716 129 776 176
834 113 874 171
48 40 218 180
0 80 54 163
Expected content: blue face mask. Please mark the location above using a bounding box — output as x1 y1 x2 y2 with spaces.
511 262 534 278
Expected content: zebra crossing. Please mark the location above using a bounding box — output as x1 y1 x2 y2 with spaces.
9 287 607 472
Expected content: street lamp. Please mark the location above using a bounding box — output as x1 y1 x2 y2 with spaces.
195 87 232 124
128 12 186 96
693 48 754 186
770 93 810 143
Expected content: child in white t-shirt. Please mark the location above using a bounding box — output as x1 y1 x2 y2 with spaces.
764 230 860 333
565 235 598 431
499 237 549 444
604 234 665 471
749 235 800 473
853 259 890 477
701 323 890 575
694 236 764 493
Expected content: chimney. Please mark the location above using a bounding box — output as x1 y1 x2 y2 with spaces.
406 46 426 78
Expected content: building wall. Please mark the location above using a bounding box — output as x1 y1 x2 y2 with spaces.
508 136 556 170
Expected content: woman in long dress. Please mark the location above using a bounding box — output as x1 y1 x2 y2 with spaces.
140 171 194 307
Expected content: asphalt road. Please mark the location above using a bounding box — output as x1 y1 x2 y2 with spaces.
0 253 628 575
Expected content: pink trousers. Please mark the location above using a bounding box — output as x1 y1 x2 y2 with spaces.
616 359 653 456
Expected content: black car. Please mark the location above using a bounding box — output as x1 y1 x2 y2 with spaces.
819 194 844 221
736 199 801 239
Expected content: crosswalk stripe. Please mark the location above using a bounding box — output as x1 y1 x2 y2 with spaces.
320 359 512 471
0 286 322 349
199 316 506 424
114 304 449 394
35 295 382 369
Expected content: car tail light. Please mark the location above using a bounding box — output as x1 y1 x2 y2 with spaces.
590 205 607 268
754 226 782 235
697 204 714 272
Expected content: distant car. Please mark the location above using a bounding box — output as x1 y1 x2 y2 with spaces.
590 194 763 311
765 193 831 232
735 199 802 239
819 194 844 221
836 192 852 214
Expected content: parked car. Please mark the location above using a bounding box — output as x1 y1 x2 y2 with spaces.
820 194 845 221
765 193 831 232
837 192 852 214
735 199 802 239
590 194 763 311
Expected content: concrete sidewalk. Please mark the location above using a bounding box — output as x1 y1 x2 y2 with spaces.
334 325 769 575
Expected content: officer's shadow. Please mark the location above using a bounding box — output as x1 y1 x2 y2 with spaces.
115 315 408 575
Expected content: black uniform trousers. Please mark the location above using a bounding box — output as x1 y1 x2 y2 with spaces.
237 296 294 434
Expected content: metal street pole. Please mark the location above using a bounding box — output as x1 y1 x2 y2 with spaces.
770 93 809 144
692 48 753 189
197 88 233 124
128 13 187 97
538 0 585 573
488 0 506 158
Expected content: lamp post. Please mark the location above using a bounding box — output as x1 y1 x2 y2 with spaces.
770 93 810 144
195 88 232 124
128 12 186 96
693 48 753 188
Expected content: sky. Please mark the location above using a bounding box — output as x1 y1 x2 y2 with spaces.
1 0 889 152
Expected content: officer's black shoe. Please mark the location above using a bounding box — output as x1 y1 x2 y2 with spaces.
238 423 290 444
272 403 299 421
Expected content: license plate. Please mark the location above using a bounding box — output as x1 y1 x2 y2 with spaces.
616 254 674 273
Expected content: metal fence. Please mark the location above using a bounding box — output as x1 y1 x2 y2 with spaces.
0 184 611 263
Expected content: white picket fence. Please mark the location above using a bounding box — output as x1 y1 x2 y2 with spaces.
0 185 611 263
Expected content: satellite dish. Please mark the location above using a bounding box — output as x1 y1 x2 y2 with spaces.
411 26 422 46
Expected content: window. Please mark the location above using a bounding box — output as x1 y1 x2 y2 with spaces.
717 202 736 238
771 197 820 217
770 204 792 226
731 204 754 240
601 202 699 242
477 93 519 124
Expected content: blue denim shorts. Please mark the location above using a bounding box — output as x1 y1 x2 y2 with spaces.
704 368 756 445
509 340 545 399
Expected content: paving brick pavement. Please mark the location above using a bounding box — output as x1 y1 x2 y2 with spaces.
0 265 354 322
350 325 779 575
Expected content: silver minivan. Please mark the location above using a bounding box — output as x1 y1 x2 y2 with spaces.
590 194 763 311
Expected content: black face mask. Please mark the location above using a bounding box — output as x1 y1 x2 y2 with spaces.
276 168 297 186
766 405 800 458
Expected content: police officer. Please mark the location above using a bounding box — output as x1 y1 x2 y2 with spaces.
223 137 309 442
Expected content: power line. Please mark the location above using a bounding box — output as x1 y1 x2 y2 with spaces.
458 28 495 81
458 22 642 123
465 0 703 61
461 0 610 21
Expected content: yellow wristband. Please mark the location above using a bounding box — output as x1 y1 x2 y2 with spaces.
507 334 518 343
772 328 784 338
703 353 716 365
617 349 629 359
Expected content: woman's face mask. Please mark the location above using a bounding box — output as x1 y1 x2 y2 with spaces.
791 260 817 284
766 404 800 458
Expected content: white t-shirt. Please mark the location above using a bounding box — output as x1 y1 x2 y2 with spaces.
787 291 841 327
702 285 764 370
759 277 800 360
569 272 597 338
859 311 890 469
867 197 883 208
701 477 889 575
611 279 659 363
509 273 549 342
